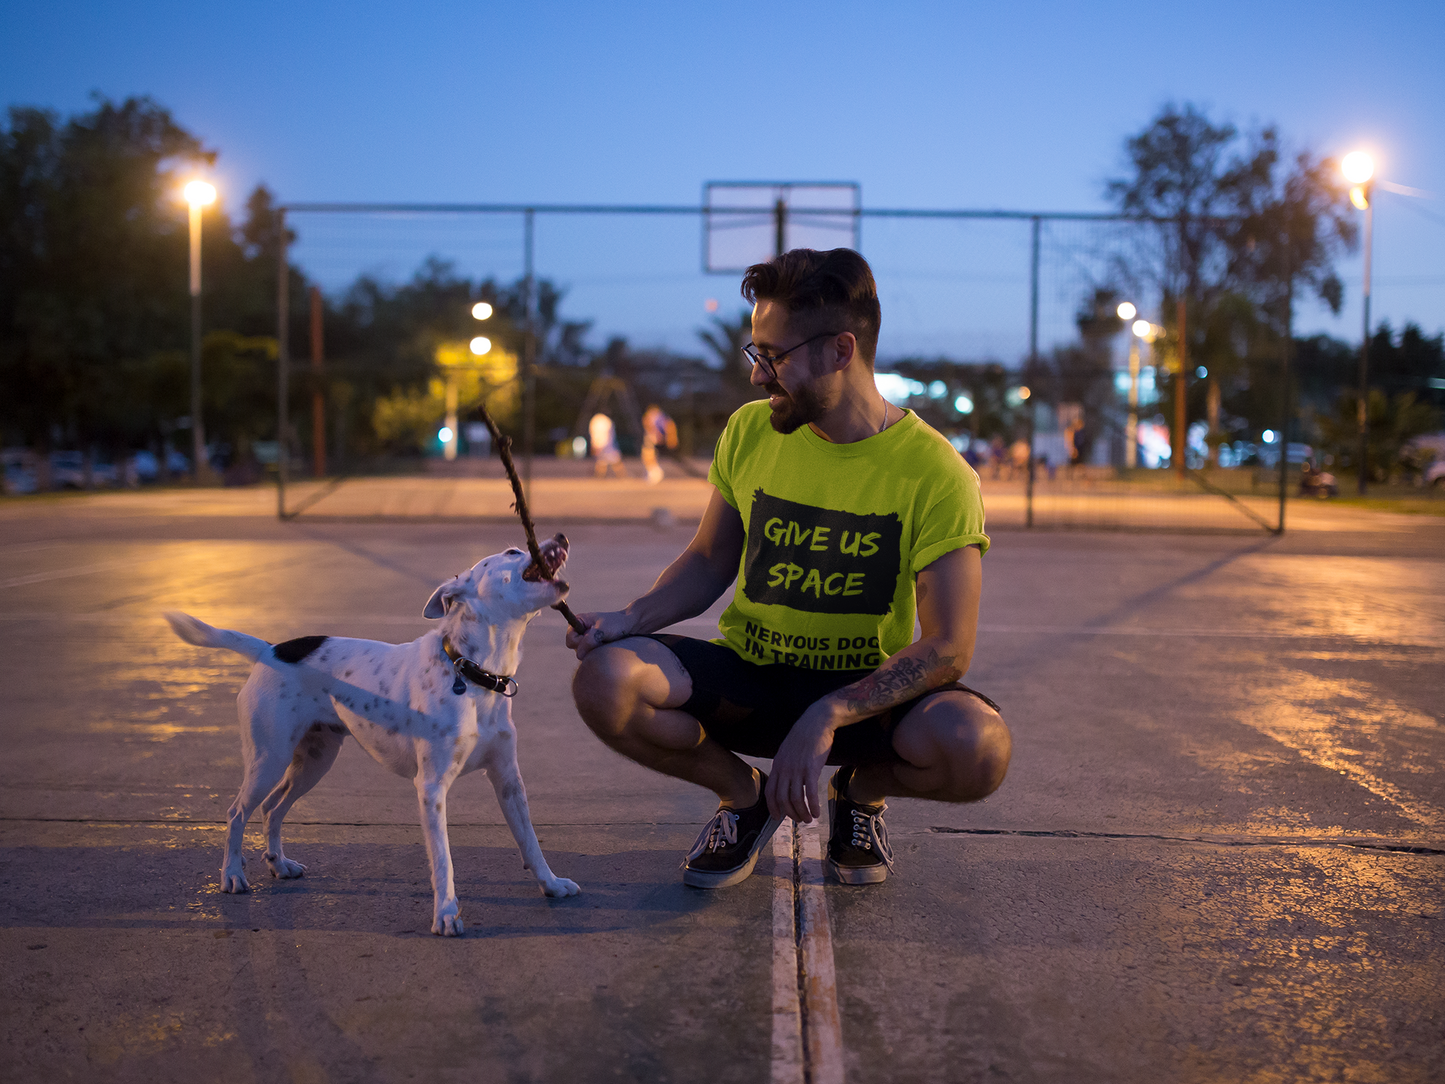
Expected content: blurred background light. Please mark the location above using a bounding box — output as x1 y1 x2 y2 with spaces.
1341 151 1375 185
182 180 216 206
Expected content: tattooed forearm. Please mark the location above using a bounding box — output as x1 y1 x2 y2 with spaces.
834 646 962 716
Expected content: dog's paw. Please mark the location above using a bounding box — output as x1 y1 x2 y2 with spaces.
542 876 581 898
267 857 306 879
220 869 251 894
432 913 465 937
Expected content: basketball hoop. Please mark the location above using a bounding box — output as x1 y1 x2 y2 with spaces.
703 182 860 273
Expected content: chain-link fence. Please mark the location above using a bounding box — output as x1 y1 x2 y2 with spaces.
271 199 1290 533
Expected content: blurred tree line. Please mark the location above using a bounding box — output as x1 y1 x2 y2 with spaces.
1021 102 1442 477
0 95 753 481
3 97 1439 485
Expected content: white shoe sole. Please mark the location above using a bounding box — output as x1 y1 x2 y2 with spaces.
682 816 783 889
825 857 889 885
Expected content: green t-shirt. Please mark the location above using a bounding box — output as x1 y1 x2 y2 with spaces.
708 400 989 670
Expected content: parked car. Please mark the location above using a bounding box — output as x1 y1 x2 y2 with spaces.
49 451 118 488
2 448 38 495
130 448 191 482
1406 433 1445 489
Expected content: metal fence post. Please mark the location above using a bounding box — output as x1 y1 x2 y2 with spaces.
1277 259 1294 534
1026 216 1040 529
522 208 536 504
276 210 289 520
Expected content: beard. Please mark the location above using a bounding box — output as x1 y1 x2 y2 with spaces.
765 379 827 434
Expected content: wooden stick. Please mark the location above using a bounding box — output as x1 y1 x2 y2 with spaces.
475 406 588 634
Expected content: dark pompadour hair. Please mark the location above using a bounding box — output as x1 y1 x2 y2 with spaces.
740 248 881 365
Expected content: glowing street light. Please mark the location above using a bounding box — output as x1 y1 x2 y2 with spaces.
469 336 492 356
471 301 493 320
1341 151 1374 185
1117 307 1149 468
1343 150 1375 494
183 179 218 481
1132 319 1153 340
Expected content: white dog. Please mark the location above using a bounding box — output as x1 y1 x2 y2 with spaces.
164 533 580 936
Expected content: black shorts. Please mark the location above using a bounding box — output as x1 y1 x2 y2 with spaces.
647 634 1001 767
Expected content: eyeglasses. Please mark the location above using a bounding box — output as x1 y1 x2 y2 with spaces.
741 330 840 383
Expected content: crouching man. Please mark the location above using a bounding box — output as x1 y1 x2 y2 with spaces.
568 248 1011 887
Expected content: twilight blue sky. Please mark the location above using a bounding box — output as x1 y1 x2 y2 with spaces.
4 0 1442 362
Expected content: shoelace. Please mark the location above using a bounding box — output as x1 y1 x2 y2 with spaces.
847 803 895 869
686 808 739 861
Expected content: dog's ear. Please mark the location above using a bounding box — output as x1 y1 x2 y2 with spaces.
423 576 463 619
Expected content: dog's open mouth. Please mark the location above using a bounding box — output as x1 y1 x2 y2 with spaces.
522 533 569 583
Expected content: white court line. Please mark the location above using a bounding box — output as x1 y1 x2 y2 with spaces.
668 618 1431 643
0 613 433 626
771 821 804 1084
0 557 166 589
797 820 845 1084
773 818 845 1084
978 623 1390 639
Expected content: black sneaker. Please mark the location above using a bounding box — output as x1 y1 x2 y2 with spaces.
826 765 894 885
682 771 782 889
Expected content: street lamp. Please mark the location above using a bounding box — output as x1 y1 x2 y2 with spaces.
1342 150 1374 494
441 304 494 462
183 180 217 480
1116 303 1148 468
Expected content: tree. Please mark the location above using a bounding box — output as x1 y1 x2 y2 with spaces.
0 97 301 473
1317 389 1440 482
0 97 211 453
698 309 756 395
1107 104 1359 455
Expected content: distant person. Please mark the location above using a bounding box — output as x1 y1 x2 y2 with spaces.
641 403 679 485
567 248 1010 890
961 437 982 470
1009 438 1031 480
588 412 627 478
988 435 1007 479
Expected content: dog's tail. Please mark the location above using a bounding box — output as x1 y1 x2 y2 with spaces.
162 611 270 663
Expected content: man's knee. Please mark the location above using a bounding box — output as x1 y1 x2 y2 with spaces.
954 703 1011 799
571 645 636 740
899 694 1012 801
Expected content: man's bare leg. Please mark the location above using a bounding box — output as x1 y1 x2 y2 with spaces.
573 637 759 807
846 690 1011 805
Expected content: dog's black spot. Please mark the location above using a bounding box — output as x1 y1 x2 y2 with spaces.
274 636 329 664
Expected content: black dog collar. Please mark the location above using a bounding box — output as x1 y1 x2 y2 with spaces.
442 637 519 698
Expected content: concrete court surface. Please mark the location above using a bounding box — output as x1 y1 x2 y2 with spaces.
1 497 1442 1083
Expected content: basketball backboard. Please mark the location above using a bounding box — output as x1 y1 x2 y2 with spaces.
703 182 860 273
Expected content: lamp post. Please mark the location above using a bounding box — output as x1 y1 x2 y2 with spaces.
1342 150 1374 495
439 302 492 462
183 180 217 481
1117 302 1141 467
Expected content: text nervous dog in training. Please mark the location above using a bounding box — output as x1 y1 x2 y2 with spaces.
164 534 579 936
